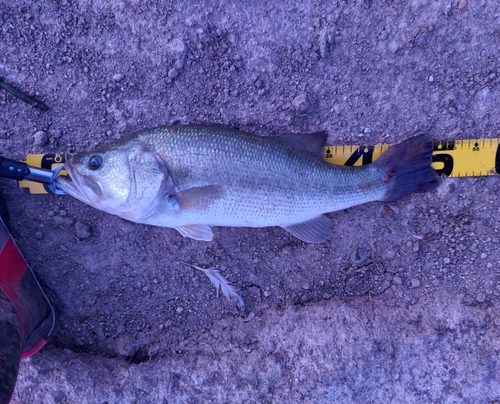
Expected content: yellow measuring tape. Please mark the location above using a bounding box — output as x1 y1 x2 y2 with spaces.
324 138 500 178
18 138 500 194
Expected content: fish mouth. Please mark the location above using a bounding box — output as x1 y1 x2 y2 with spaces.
55 163 97 205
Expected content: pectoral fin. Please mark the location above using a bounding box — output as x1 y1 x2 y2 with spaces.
176 224 214 241
171 185 224 211
282 215 333 243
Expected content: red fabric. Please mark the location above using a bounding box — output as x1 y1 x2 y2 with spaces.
0 237 27 335
20 336 49 359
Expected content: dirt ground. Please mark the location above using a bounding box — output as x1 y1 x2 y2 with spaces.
1 0 500 402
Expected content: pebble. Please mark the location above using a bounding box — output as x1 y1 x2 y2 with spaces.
362 0 372 9
34 231 43 240
476 292 486 303
428 75 434 82
292 94 310 112
33 130 49 147
52 215 74 226
94 326 106 341
75 221 92 239
176 307 184 314
50 129 62 139
481 253 487 259
385 249 396 260
113 73 124 82
168 68 179 79
388 41 399 53
443 257 451 264
411 278 421 288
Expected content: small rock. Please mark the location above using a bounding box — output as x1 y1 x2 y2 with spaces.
378 29 389 41
292 94 310 112
458 0 467 9
362 0 372 9
444 4 452 17
411 278 421 288
388 41 399 53
94 326 106 341
173 44 188 70
168 68 179 79
75 221 92 239
481 252 487 259
50 129 62 139
176 307 184 314
385 249 396 260
52 215 74 227
33 130 49 147
34 231 43 240
476 292 486 303
318 31 330 58
443 257 451 264
428 75 435 82
113 73 124 82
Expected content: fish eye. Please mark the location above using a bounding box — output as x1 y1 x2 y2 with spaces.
88 155 103 170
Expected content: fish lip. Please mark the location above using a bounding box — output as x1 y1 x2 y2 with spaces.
55 162 94 205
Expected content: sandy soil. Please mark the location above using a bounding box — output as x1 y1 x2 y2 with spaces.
1 1 500 402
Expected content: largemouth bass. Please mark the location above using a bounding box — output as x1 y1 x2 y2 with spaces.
56 125 437 242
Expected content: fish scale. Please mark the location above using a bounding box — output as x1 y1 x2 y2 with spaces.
56 125 437 243
143 126 377 225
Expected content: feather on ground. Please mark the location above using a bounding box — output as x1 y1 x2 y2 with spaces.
180 262 244 308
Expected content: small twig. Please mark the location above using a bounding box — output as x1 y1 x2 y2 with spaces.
0 77 49 111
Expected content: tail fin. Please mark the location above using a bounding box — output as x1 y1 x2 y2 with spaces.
374 134 438 202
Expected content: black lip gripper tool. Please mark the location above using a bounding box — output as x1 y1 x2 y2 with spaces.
0 156 66 195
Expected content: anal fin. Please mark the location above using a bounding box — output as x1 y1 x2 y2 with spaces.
176 224 213 241
282 215 333 243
